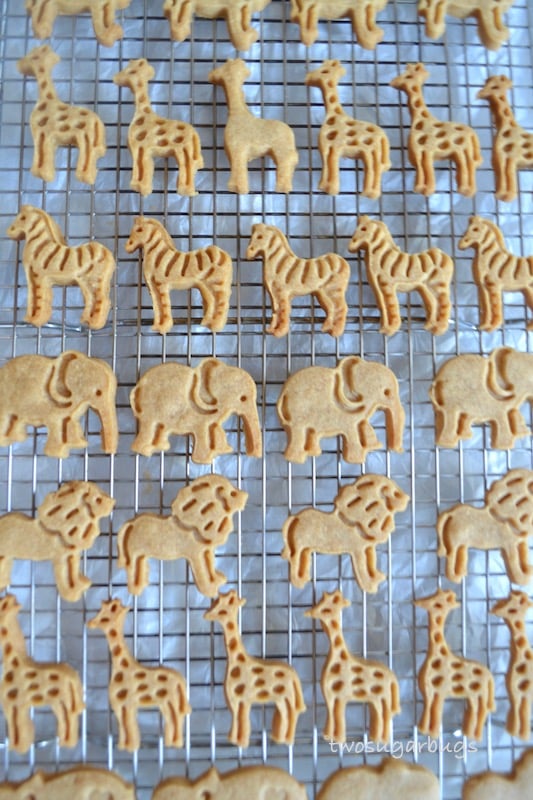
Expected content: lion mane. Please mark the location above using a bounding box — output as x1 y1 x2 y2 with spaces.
486 468 533 534
37 480 114 548
334 475 409 543
171 476 247 545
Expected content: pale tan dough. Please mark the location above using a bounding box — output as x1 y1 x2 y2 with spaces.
163 0 271 50
290 0 389 48
25 0 132 45
418 0 517 50
317 758 439 800
153 765 308 800
0 765 135 799
463 749 533 800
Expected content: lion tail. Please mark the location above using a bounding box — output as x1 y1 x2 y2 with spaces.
116 521 133 568
436 511 451 558
281 515 298 561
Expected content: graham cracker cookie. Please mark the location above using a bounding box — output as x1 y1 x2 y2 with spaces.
277 356 405 464
117 475 247 597
306 590 400 743
282 474 409 591
204 590 306 747
246 223 350 337
125 216 233 334
290 0 389 48
163 0 271 50
18 45 106 186
114 59 203 197
130 357 262 462
25 0 132 45
478 74 533 202
349 215 454 335
418 0 517 51
391 62 482 197
0 766 135 799
0 350 118 458
305 60 391 198
416 588 495 740
317 759 439 800
0 593 84 753
463 749 533 800
7 205 115 330
430 347 533 450
0 481 114 602
88 598 190 751
208 59 298 194
153 766 307 800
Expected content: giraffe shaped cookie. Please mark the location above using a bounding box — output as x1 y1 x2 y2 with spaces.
163 0 271 50
463 749 533 800
0 766 135 800
290 0 389 48
25 0 132 46
18 46 106 185
418 0 517 51
391 62 482 197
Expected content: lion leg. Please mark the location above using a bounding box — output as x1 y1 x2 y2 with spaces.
0 556 13 590
53 553 91 601
130 554 150 594
503 542 531 584
188 553 226 597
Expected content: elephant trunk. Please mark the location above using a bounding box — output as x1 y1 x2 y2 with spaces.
241 401 262 457
384 396 405 452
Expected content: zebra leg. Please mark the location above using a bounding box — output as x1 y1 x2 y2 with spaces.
486 282 504 330
315 288 347 337
523 288 533 324
417 285 440 333
267 288 291 337
377 279 401 334
198 286 216 329
477 284 494 330
147 279 173 334
26 272 53 326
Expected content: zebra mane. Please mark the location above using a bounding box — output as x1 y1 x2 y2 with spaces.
144 217 175 249
262 225 294 255
477 218 506 249
35 208 67 245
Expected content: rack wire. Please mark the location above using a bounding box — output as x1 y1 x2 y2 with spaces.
0 1 532 797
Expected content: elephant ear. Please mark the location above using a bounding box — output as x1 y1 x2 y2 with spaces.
191 358 221 413
334 356 365 410
46 351 80 408
486 347 515 401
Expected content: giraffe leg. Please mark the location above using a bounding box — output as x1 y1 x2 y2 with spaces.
117 703 141 751
175 147 196 197
271 698 290 743
75 131 94 185
496 155 518 202
227 148 249 194
5 702 34 753
230 700 251 747
274 152 298 194
131 147 155 197
361 149 380 200
0 556 13 590
162 697 182 747
506 696 520 737
518 696 531 740
319 145 340 195
32 132 56 182
415 149 436 196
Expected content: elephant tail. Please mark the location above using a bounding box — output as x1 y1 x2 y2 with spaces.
277 390 291 424
116 521 133 568
130 384 142 416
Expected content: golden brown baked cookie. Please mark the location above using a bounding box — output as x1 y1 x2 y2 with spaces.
478 75 533 202
305 60 390 198
18 46 106 185
163 0 271 50
130 357 262 462
246 223 350 337
306 590 400 743
0 766 135 799
391 62 482 197
25 0 132 45
7 205 115 330
208 59 298 194
349 215 454 335
204 590 306 747
114 59 203 197
0 481 114 601
463 748 533 800
282 474 409 591
0 351 118 458
416 588 495 740
290 0 389 48
317 759 439 800
418 0 517 50
0 594 84 753
125 216 233 334
153 766 308 800
88 598 190 751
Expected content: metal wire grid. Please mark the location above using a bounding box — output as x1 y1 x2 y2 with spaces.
0 1 532 797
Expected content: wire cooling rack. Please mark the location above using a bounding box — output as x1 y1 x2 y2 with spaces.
0 1 532 797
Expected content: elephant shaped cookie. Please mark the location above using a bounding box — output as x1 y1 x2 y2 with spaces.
317 759 439 800
277 356 405 464
0 351 118 458
130 357 262 462
153 766 307 800
430 347 533 449
0 766 135 799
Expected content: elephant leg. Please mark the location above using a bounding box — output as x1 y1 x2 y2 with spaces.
191 422 231 462
132 420 170 456
434 408 461 447
0 414 27 446
44 418 73 457
284 425 316 463
65 417 89 449
490 411 522 449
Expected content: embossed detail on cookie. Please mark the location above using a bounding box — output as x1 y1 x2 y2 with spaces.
88 598 190 751
25 0 132 45
114 59 203 197
478 74 533 202
317 758 439 800
18 45 106 185
415 588 495 740
246 223 350 337
153 765 308 800
290 0 389 48
306 590 400 743
429 348 533 450
7 205 115 330
390 62 482 197
163 0 270 50
277 356 404 464
463 750 533 800
125 217 233 334
130 358 261 462
0 351 118 458
0 766 136 799
349 215 454 335
282 475 409 591
418 0 517 51
208 59 298 194
0 481 114 601
0 594 84 753
305 60 390 198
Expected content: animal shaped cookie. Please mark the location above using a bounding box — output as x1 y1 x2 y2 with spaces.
0 481 114 602
430 347 533 450
418 0 517 50
463 748 533 800
130 357 262 462
7 206 115 330
415 588 495 740
0 350 118 458
0 766 135 800
246 223 350 337
204 590 306 747
114 59 203 197
163 0 271 50
478 75 533 202
208 59 298 194
391 62 482 197
305 60 390 198
282 475 409 591
277 356 404 464
117 475 247 597
437 469 533 584
0 594 84 753
18 45 106 185
349 216 454 335
317 759 439 800
25 0 132 46
125 217 233 334
306 590 400 743
290 0 389 48
88 598 190 751
153 766 308 800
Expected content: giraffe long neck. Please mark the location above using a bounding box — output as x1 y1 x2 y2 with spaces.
131 81 153 116
318 80 344 117
34 69 58 101
427 614 452 657
219 617 247 664
220 81 250 117
487 94 516 130
506 618 533 660
404 84 432 124
320 616 351 661
0 618 27 665
104 623 136 671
